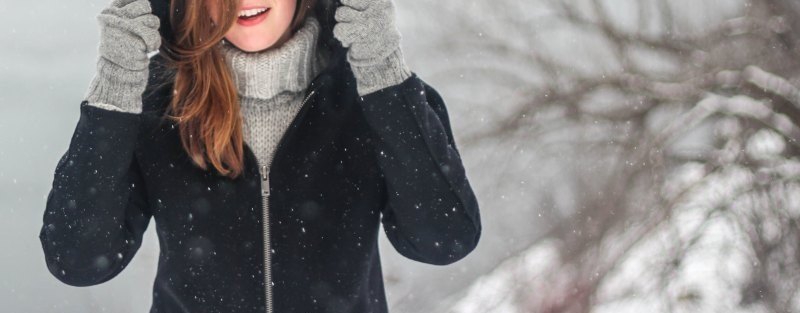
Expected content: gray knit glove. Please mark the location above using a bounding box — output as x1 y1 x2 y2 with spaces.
333 0 412 96
84 0 161 114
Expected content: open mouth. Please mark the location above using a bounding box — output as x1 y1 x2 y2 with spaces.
238 7 270 21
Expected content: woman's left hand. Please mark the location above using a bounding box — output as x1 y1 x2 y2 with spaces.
333 0 412 96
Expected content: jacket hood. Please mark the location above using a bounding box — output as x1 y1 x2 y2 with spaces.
150 0 345 69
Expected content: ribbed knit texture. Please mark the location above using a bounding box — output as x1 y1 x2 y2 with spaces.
83 0 161 114
348 47 412 96
84 59 150 114
332 0 412 95
219 16 324 169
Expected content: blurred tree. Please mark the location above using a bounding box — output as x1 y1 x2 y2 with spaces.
427 0 800 312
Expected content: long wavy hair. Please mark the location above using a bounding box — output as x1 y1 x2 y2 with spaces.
158 0 317 179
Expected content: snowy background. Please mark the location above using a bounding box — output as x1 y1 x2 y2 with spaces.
4 0 800 312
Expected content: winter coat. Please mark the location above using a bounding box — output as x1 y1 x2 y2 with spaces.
38 0 482 312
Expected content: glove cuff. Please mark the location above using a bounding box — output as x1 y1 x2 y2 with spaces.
84 58 148 114
348 47 413 97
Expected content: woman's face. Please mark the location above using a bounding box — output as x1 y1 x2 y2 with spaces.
205 0 297 52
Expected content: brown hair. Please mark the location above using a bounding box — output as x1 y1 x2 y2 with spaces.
159 0 317 179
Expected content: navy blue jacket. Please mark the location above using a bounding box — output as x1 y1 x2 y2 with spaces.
38 0 481 312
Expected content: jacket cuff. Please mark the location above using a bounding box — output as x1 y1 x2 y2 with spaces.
84 58 147 114
348 47 413 97
86 101 134 113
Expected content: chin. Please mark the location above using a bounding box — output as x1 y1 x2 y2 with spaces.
227 37 279 53
239 41 277 52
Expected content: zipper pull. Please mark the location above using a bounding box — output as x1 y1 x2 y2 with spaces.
261 164 270 196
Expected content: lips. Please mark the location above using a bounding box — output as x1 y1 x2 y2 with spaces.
237 8 270 27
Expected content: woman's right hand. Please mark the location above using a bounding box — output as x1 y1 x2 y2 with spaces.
84 0 162 114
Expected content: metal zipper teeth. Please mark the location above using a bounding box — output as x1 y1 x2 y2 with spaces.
259 88 317 313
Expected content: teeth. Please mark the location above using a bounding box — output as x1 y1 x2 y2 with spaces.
239 8 268 17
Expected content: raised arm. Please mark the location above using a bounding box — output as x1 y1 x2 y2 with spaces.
333 0 481 265
39 104 152 286
38 0 160 286
359 75 482 265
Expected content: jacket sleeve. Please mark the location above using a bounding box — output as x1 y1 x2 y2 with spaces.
38 101 152 287
357 72 482 265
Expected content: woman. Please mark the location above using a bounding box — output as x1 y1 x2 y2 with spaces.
38 0 482 312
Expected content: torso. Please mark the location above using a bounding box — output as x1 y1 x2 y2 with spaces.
133 53 392 312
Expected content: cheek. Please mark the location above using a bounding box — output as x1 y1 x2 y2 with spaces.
273 0 297 28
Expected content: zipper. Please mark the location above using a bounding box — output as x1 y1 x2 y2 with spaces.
256 87 317 313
